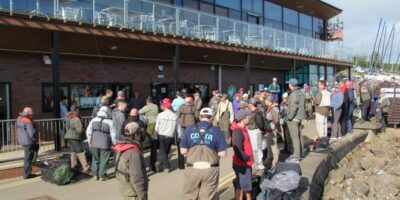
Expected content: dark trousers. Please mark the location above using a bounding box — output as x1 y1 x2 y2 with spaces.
341 102 349 135
332 108 342 138
150 140 158 170
376 111 386 132
287 121 303 159
90 147 110 178
158 135 173 169
361 100 370 121
23 144 35 178
346 104 355 133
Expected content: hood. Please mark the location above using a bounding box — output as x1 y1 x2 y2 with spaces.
230 122 243 131
97 106 110 118
112 142 142 153
19 111 29 117
67 112 78 118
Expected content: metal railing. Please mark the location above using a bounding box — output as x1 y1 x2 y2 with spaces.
0 0 352 62
0 116 92 162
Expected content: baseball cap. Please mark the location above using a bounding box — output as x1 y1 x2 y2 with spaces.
282 92 289 98
234 110 251 121
273 77 277 81
123 122 140 137
239 87 244 92
161 98 171 109
286 78 298 85
200 108 214 116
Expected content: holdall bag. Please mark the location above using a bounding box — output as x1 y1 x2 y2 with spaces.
275 162 302 176
233 175 262 200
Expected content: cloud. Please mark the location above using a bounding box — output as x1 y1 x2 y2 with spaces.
324 0 400 58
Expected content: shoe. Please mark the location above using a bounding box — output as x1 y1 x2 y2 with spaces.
100 176 108 181
92 176 99 181
23 174 38 179
167 168 173 173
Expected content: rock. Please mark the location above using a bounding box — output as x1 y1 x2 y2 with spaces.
343 169 354 180
360 157 386 171
351 181 370 197
353 121 382 130
371 174 400 198
323 184 344 200
370 149 385 156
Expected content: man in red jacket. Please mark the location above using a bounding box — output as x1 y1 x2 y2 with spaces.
231 110 254 200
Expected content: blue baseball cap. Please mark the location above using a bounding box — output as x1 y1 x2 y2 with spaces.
286 78 298 85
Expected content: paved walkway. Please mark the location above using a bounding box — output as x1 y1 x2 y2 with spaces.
0 121 319 200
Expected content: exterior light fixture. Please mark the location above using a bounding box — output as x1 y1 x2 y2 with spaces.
43 55 52 65
110 46 118 50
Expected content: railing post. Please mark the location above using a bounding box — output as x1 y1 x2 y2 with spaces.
123 0 128 28
152 2 155 32
215 17 219 41
9 0 12 15
92 0 96 24
51 31 61 152
175 8 179 35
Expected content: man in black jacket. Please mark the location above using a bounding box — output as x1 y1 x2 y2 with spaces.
121 108 147 145
246 97 266 172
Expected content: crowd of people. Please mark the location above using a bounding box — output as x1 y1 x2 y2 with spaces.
16 75 397 200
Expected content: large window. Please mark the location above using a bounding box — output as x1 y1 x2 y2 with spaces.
215 5 228 17
313 17 323 39
199 2 213 13
299 13 312 37
283 7 298 33
215 0 240 10
242 0 262 14
42 83 132 112
264 1 282 30
182 0 198 10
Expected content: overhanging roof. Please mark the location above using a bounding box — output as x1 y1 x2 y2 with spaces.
268 0 342 20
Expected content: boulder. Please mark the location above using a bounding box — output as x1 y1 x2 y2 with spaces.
360 157 386 171
351 181 370 197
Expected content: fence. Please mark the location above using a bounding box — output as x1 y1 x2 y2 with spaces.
0 116 92 162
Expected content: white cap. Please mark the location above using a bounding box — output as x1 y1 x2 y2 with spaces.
273 77 277 81
282 92 289 98
200 108 214 116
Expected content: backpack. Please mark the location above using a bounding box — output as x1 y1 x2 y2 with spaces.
179 104 196 128
233 175 262 200
41 154 76 186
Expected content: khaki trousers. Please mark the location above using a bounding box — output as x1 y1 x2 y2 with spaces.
70 152 90 172
266 131 279 169
183 167 219 200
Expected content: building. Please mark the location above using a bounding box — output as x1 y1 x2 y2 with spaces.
0 0 352 119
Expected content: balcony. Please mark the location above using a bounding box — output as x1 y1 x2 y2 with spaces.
0 0 352 62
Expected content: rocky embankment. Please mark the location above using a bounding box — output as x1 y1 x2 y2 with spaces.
323 129 400 200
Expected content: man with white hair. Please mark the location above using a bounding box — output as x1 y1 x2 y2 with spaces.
268 78 281 103
86 106 117 181
16 107 38 179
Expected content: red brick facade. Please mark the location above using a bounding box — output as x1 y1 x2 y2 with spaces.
0 51 284 119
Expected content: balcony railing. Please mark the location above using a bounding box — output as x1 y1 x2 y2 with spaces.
0 0 352 62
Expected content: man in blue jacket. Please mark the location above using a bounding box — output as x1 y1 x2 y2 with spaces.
16 107 38 179
330 84 344 140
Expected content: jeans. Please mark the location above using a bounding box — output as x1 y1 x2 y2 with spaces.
332 108 342 138
158 135 173 169
23 144 35 178
91 147 110 177
376 111 386 132
287 121 303 159
346 104 355 133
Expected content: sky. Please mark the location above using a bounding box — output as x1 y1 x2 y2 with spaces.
324 0 400 61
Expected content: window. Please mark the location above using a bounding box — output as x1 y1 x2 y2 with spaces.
299 13 312 37
264 1 281 21
248 14 259 24
199 2 213 13
283 7 298 33
215 0 240 10
215 5 228 17
229 9 241 20
183 0 198 10
42 84 70 112
243 0 262 15
264 1 282 29
313 17 323 39
42 83 132 112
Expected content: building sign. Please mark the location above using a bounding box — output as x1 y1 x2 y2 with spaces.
227 85 237 101
79 97 99 108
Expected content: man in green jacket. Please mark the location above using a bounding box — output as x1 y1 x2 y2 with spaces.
286 78 305 162
65 104 90 173
358 75 372 122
